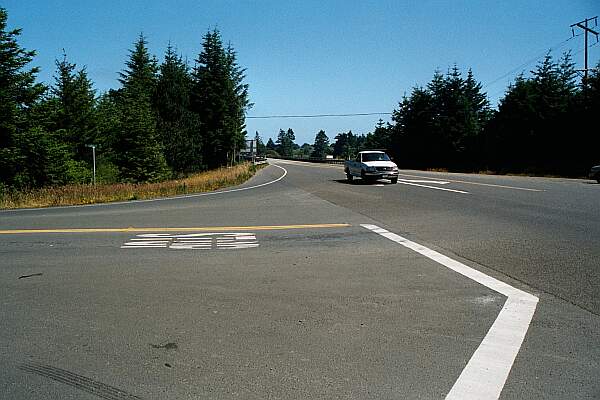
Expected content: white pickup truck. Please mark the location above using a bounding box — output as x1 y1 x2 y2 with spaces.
344 151 399 183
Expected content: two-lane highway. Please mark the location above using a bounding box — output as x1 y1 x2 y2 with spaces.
1 161 598 399
275 159 600 314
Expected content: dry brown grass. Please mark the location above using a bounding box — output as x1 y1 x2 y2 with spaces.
0 163 262 209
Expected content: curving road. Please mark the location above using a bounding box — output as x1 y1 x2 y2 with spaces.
1 160 598 399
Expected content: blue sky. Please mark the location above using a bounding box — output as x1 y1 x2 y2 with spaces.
4 1 599 145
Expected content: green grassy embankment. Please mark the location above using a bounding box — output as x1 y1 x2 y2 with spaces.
0 162 264 209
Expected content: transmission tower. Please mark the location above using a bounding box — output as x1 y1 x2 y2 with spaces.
571 16 599 83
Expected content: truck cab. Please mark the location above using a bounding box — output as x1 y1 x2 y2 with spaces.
344 151 399 183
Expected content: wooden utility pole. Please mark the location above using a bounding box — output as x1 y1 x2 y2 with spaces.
571 17 599 83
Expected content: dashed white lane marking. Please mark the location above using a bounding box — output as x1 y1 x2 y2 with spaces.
121 233 259 250
361 224 538 400
397 173 545 192
397 180 469 194
399 179 450 185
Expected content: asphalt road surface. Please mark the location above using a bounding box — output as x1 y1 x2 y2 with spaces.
1 160 598 399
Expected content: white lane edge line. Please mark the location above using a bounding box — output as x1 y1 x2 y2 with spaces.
1 164 288 213
397 180 470 194
400 179 451 185
360 224 538 400
271 159 343 169
397 173 545 192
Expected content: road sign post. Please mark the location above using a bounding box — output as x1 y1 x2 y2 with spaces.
86 144 96 185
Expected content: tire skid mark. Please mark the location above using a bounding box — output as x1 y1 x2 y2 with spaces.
19 362 143 400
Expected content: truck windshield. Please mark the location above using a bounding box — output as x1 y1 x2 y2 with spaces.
362 153 390 162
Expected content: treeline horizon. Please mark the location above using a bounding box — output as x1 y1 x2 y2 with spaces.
261 55 599 177
0 7 250 192
2 7 599 197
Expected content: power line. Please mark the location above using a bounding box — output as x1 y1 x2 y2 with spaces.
572 39 599 57
246 112 392 119
483 35 578 89
249 30 597 118
487 36 599 103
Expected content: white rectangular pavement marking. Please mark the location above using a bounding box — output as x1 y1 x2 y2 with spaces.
121 233 259 250
361 224 538 400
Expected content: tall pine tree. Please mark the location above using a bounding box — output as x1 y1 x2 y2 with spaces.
254 131 266 155
486 52 580 174
154 43 201 173
276 128 296 157
364 119 391 154
0 7 46 187
224 43 252 164
50 52 97 161
311 130 329 159
113 34 168 182
390 66 490 170
191 29 250 168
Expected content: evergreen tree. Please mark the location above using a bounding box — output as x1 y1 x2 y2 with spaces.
298 143 313 158
154 43 201 173
115 94 168 182
276 128 296 157
191 29 251 168
311 130 329 159
538 52 577 174
254 131 266 155
191 29 226 168
50 52 97 161
8 79 90 187
266 138 276 150
11 125 90 187
119 33 158 97
390 66 490 170
96 90 121 152
390 88 435 168
113 34 168 182
425 69 450 166
364 119 391 154
485 74 536 172
94 91 121 183
332 131 365 159
577 61 600 171
460 68 491 168
485 52 580 174
440 65 468 166
224 42 252 163
0 7 46 187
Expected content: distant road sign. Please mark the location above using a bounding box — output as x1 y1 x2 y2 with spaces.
244 139 256 154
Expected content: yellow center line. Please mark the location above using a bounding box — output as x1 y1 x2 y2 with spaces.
0 223 351 235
